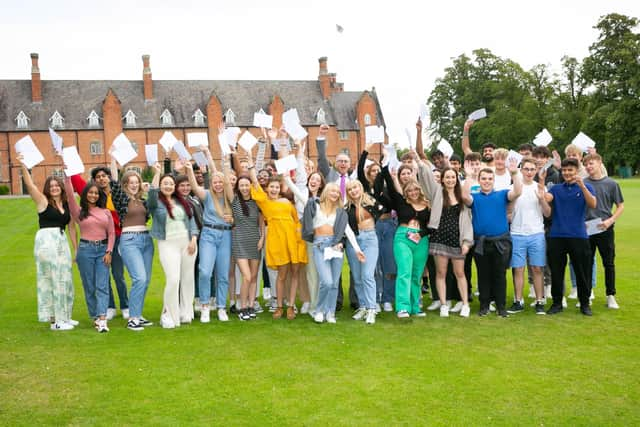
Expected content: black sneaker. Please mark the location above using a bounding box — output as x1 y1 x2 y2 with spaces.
478 307 490 317
248 307 257 319
230 304 238 314
238 309 250 321
138 317 153 327
127 319 144 331
535 302 546 315
547 304 563 315
497 309 509 318
507 301 524 314
580 306 593 316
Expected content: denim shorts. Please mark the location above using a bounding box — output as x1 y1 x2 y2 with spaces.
510 233 546 268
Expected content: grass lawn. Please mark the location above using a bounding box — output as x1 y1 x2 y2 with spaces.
1 180 639 426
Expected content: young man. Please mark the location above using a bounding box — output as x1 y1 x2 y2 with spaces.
508 158 551 314
584 153 624 309
544 158 597 316
462 160 522 317
518 143 534 158
492 148 513 191
461 119 495 168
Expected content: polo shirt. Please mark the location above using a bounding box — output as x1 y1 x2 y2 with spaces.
471 189 509 237
548 182 595 238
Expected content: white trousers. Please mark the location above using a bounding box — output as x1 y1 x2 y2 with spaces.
158 235 197 325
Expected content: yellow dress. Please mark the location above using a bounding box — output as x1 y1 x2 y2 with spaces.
251 185 308 268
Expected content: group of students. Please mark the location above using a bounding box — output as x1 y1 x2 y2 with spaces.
23 117 624 332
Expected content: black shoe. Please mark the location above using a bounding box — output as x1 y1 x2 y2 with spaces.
421 285 429 294
580 306 593 316
547 304 563 315
497 309 509 318
239 309 250 321
335 304 343 312
138 317 153 327
127 319 144 331
350 303 358 311
535 302 546 315
506 301 524 314
249 307 257 319
478 307 490 317
230 304 238 314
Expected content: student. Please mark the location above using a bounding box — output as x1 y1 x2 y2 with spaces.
65 177 115 332
544 158 597 316
18 155 77 331
583 153 624 309
491 148 513 191
461 119 495 167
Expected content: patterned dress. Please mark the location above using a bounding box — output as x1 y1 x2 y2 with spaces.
429 204 465 259
231 196 261 260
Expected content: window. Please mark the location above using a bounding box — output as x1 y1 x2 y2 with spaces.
127 166 142 174
193 109 206 126
339 130 349 141
89 141 103 155
87 110 100 128
123 110 137 127
364 113 372 125
52 168 65 178
316 108 326 124
340 148 350 156
15 111 30 129
160 109 173 126
224 109 236 126
49 110 64 128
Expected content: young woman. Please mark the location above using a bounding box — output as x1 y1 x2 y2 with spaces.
302 183 364 323
232 175 264 320
429 167 473 317
65 177 115 332
185 147 234 323
345 180 381 324
148 165 199 328
18 155 76 331
247 151 307 320
109 154 154 331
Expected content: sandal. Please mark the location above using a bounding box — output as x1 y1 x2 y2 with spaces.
272 307 283 320
286 306 296 320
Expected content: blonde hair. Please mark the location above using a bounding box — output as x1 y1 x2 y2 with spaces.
345 180 376 222
402 179 429 208
121 170 144 200
319 183 343 212
493 148 509 160
564 143 583 158
209 172 233 219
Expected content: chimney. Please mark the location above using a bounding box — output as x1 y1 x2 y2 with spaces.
318 56 331 100
30 53 42 103
142 54 153 101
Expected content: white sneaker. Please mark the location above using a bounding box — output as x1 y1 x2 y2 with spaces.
607 295 619 309
427 300 441 311
568 288 578 299
217 308 229 322
528 285 536 299
445 300 452 308
160 313 175 329
397 310 410 319
313 312 324 323
576 300 593 308
440 305 449 318
590 290 595 300
300 302 310 314
121 309 130 320
326 312 337 323
106 308 116 320
51 321 74 331
562 297 568 308
460 304 470 318
544 285 552 299
450 301 463 313
383 302 393 312
375 303 382 314
253 301 264 313
489 302 496 312
352 308 367 321
365 309 376 324
97 319 109 333
65 319 79 326
194 298 201 313
269 298 278 312
200 308 210 323
263 287 271 301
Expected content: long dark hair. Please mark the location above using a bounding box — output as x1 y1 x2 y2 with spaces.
158 174 192 219
234 175 252 217
307 171 326 198
440 167 462 208
79 182 107 221
43 176 66 209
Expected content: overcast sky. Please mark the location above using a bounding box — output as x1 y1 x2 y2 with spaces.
2 0 638 146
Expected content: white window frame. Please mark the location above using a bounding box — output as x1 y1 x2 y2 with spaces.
364 113 372 125
15 111 30 129
193 109 207 126
160 109 174 126
49 110 64 129
124 110 137 127
87 110 100 128
339 130 349 141
316 108 326 124
224 109 236 126
89 141 103 155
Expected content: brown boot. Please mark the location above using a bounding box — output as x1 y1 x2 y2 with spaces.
286 306 296 320
272 307 283 320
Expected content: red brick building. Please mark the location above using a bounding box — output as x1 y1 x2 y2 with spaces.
0 54 387 194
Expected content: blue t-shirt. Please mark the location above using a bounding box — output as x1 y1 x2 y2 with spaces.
471 189 510 237
549 182 595 239
202 191 228 226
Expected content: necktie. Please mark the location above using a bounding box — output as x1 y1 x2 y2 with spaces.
340 175 346 200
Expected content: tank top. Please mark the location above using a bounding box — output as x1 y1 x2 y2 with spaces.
313 208 336 228
38 203 70 231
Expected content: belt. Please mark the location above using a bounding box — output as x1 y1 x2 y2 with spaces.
204 223 233 231
121 230 149 234
80 238 108 245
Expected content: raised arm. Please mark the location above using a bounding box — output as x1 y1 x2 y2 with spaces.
576 176 597 209
461 161 476 207
283 174 308 205
415 118 428 160
64 176 81 222
461 119 474 156
357 146 370 189
381 165 403 204
507 158 523 201
316 124 332 178
184 161 207 201
16 155 47 211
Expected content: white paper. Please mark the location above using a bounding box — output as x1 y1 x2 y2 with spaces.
382 143 401 171
187 132 209 148
192 151 208 169
585 218 604 236
572 132 596 152
218 135 231 156
274 154 298 174
323 246 344 260
159 131 178 152
282 108 300 127
111 133 138 166
405 128 414 148
507 150 523 165
144 144 158 166
48 128 63 155
350 159 373 180
419 103 429 123
62 146 85 176
286 123 308 141
253 112 273 129
468 108 487 121
237 131 258 152
437 139 454 158
15 135 45 169
172 140 192 161
221 127 241 149
365 125 385 144
533 128 553 147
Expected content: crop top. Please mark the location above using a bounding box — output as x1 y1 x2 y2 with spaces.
382 166 431 237
38 203 70 231
313 208 336 228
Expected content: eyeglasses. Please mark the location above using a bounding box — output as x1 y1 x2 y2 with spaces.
521 168 536 172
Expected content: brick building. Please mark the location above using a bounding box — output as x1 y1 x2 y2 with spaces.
0 53 387 194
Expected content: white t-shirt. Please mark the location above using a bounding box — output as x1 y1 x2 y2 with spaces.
510 181 544 235
493 170 512 191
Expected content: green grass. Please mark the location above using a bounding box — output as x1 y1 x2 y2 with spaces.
1 180 640 426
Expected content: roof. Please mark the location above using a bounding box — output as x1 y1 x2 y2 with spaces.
0 79 386 132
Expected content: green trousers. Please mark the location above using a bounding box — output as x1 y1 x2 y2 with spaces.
393 226 429 314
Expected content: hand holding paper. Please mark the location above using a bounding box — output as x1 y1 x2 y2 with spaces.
253 112 273 129
274 154 298 174
49 128 63 155
144 144 158 166
468 108 487 121
159 131 178 153
437 139 454 158
62 146 85 176
187 132 208 148
238 131 258 152
111 133 138 166
533 128 553 147
365 125 385 144
571 132 596 152
172 140 192 161
15 135 45 169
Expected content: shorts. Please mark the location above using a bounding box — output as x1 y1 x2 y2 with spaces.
510 233 546 268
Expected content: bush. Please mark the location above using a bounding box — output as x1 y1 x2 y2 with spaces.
0 185 9 195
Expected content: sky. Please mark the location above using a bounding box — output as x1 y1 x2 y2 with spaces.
2 0 638 147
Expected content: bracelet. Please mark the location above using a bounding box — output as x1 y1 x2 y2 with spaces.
510 171 518 176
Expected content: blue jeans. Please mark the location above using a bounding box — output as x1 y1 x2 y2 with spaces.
198 227 231 308
76 241 111 318
118 232 154 318
375 217 397 303
108 236 129 309
347 230 379 310
313 236 344 315
570 258 596 289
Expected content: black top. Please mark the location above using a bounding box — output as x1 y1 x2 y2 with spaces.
357 150 394 214
38 202 70 231
346 202 384 235
382 166 431 237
